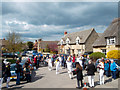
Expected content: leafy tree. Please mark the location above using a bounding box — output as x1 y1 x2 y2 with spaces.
89 52 105 60
107 50 120 59
27 41 33 50
48 43 58 54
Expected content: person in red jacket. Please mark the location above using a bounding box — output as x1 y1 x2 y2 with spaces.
34 56 37 69
72 54 76 68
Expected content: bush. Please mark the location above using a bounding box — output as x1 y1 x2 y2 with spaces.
89 52 105 60
107 50 120 59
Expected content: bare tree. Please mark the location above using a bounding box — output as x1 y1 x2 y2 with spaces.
5 31 23 58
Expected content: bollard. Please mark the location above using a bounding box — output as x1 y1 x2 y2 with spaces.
83 83 87 90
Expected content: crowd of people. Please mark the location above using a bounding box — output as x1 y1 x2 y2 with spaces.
45 54 119 89
0 53 119 89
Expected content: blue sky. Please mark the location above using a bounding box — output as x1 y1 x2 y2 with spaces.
1 2 118 42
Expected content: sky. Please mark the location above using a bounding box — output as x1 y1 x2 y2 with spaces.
1 2 118 42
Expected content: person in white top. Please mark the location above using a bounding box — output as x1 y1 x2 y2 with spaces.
55 58 60 74
48 57 52 71
97 59 104 85
66 55 73 79
76 55 83 68
58 55 62 67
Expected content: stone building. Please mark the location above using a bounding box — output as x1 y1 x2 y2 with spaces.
93 18 120 55
58 28 99 55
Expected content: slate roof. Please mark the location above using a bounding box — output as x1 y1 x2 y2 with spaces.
93 18 120 47
58 28 95 45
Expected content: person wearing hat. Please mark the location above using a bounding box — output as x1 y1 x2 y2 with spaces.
97 59 104 85
86 60 96 88
55 58 60 74
4 62 11 88
48 57 52 71
66 55 73 79
110 59 117 79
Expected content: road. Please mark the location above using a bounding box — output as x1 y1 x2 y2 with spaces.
2 65 119 89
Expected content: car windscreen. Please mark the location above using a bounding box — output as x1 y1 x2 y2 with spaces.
10 65 15 71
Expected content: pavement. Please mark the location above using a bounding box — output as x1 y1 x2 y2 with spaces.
2 65 119 89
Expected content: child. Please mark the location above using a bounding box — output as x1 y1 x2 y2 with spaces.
73 62 83 89
48 57 52 71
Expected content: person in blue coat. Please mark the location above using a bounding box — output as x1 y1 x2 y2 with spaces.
110 60 117 79
104 60 109 77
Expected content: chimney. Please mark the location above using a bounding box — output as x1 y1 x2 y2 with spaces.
64 31 67 36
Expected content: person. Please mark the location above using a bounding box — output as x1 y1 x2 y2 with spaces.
24 62 31 82
63 56 67 68
66 55 73 79
48 57 52 71
107 59 111 77
15 60 22 85
73 62 83 89
110 60 117 80
86 60 96 88
104 60 109 77
76 55 83 67
55 58 60 74
58 55 62 67
72 54 76 68
0 59 6 89
34 56 37 69
4 62 11 88
97 59 104 85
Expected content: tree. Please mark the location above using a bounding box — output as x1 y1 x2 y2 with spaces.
107 50 120 59
44 44 50 52
5 31 23 58
48 43 58 54
89 52 105 61
27 41 33 50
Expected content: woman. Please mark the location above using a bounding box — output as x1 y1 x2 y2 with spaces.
4 62 11 88
72 54 76 68
73 62 83 89
48 57 52 71
104 60 109 77
55 58 60 74
86 60 96 87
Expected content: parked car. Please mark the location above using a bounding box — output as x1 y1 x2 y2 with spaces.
2 53 18 58
10 58 28 80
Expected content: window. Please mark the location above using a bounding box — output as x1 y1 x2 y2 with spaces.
101 49 106 55
76 37 81 45
78 49 81 54
66 38 70 45
60 39 64 45
107 37 116 45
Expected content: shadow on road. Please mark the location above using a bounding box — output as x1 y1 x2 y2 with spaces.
60 71 68 74
31 70 44 82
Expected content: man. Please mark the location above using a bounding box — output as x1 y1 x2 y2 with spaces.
76 55 83 67
86 60 96 88
97 59 104 85
57 55 62 67
15 60 22 85
110 60 117 80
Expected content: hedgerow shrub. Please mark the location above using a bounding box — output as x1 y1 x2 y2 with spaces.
89 52 105 60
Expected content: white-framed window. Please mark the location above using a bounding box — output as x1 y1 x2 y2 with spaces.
66 38 70 45
107 37 116 45
60 39 64 45
78 49 81 54
76 37 80 45
101 49 106 55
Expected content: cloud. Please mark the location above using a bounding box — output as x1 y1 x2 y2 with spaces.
2 2 118 41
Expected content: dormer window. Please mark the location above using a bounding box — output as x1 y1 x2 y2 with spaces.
107 37 116 45
66 38 70 45
76 37 80 45
60 39 64 45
